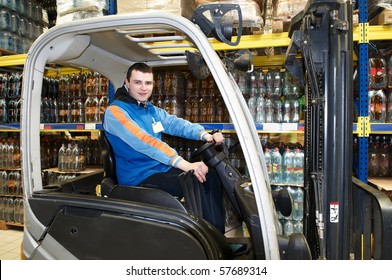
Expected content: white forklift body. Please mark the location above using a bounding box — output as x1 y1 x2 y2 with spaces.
21 12 283 260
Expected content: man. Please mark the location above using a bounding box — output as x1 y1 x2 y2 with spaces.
103 62 225 232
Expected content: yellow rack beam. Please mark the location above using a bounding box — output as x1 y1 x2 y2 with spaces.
0 54 27 67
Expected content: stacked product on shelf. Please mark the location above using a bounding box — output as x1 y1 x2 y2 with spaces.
238 68 303 124
263 140 305 236
0 133 23 225
0 71 22 124
41 135 102 187
55 0 108 25
0 70 109 125
0 0 48 53
117 0 264 34
368 53 389 122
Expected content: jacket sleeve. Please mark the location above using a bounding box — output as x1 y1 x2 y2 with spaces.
156 107 209 141
103 105 183 167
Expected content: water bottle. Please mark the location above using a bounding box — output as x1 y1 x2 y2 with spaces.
292 187 304 221
292 148 304 185
71 143 80 171
265 97 274 123
58 143 66 171
264 147 273 181
291 99 300 123
247 89 257 122
282 147 294 184
274 99 283 123
271 147 283 185
283 99 291 123
283 219 294 237
0 98 7 123
293 220 303 233
255 93 265 123
65 143 72 171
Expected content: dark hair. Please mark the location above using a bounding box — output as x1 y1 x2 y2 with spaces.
126 63 153 81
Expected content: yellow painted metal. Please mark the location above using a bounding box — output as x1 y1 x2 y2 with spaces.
357 116 370 137
358 22 369 43
0 26 390 68
209 33 291 51
45 67 89 77
353 24 392 42
0 54 27 67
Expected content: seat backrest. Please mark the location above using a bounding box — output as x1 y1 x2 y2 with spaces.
98 129 118 184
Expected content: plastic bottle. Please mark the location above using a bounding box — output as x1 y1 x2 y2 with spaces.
368 136 378 177
282 146 294 184
57 143 66 171
0 141 3 169
0 98 7 123
84 94 99 123
98 94 108 122
65 97 72 123
293 220 303 233
369 57 387 89
283 99 291 123
0 197 4 220
13 139 20 168
292 187 304 221
0 170 6 194
369 89 387 122
247 88 257 122
2 141 8 168
274 99 283 123
283 219 294 237
14 170 21 195
13 198 21 224
387 90 392 123
71 143 80 171
378 141 389 177
264 147 273 181
271 147 283 185
7 99 16 123
265 96 274 123
255 93 265 123
292 148 304 185
291 99 300 123
7 140 14 169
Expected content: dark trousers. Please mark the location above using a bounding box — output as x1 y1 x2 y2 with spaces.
140 167 225 233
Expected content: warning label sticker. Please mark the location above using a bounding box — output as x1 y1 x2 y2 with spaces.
330 202 339 223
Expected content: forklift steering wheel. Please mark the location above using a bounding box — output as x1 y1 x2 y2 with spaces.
190 141 216 162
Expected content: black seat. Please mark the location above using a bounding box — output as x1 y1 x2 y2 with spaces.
97 129 186 212
98 129 118 192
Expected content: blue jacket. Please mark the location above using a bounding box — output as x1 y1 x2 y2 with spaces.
103 86 208 186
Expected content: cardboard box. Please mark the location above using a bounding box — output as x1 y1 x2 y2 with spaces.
117 0 184 16
368 177 392 201
369 9 392 25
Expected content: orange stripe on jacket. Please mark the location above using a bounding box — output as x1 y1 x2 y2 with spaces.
108 106 176 158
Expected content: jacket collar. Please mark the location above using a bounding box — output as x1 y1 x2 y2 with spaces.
115 85 148 108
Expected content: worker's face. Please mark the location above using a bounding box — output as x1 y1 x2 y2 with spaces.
125 70 154 102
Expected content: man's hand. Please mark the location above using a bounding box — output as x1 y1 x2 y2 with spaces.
204 132 224 145
177 159 208 183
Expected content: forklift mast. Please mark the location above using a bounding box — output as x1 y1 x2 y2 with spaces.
285 0 353 260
